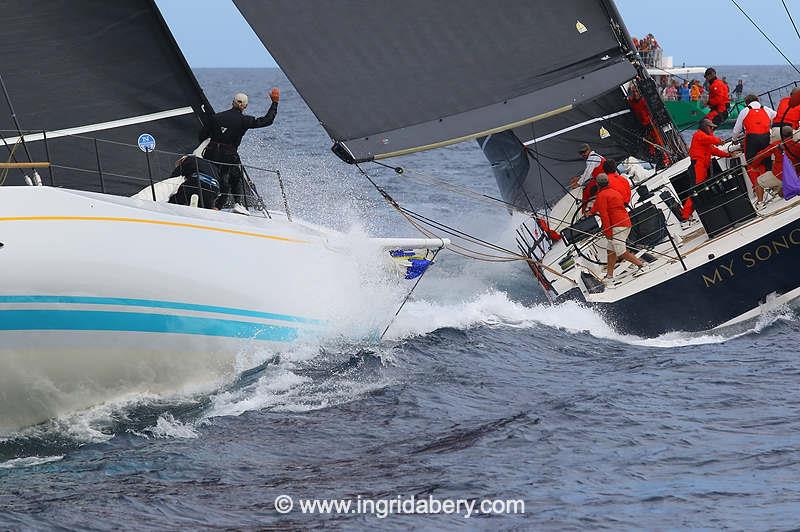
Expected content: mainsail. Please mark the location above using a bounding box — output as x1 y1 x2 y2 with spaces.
0 0 212 196
234 0 637 163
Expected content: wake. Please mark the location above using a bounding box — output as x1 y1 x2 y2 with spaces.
386 290 795 348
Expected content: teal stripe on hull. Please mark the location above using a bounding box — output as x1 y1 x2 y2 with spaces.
0 295 323 325
0 309 298 342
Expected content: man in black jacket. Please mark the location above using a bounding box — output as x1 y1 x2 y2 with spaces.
201 87 280 208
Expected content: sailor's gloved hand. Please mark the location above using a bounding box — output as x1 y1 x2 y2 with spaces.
270 87 280 103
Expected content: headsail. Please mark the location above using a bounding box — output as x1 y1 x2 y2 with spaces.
480 87 652 210
234 0 636 163
0 0 212 196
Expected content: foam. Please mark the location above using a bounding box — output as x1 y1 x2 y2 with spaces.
384 290 784 348
145 413 199 439
0 455 64 470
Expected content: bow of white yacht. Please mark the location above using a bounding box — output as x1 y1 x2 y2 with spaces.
0 186 446 433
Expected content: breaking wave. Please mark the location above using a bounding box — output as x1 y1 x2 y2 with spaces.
1 277 794 466
386 290 796 348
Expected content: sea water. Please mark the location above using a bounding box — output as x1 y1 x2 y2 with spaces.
1 66 800 529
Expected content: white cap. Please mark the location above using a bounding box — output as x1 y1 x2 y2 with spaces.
233 92 248 107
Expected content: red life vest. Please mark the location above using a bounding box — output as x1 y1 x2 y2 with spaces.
743 105 771 135
774 96 800 128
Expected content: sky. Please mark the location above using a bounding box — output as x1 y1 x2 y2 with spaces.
156 0 800 68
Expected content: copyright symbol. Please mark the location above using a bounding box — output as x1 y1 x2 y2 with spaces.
274 494 293 514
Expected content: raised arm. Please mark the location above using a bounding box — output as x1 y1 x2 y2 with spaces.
244 88 280 129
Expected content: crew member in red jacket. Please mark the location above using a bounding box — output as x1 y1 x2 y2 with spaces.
589 174 644 280
628 83 670 166
749 125 800 202
681 119 733 220
772 88 800 135
602 158 632 204
704 68 730 126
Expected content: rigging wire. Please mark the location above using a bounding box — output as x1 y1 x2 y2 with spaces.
782 0 800 40
730 0 800 75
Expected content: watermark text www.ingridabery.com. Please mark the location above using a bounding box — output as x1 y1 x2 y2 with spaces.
273 494 525 519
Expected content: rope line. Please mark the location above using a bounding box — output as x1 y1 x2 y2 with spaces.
730 0 800 75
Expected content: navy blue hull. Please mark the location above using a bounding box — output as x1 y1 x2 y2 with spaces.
560 216 800 337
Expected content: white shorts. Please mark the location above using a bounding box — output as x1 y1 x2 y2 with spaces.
606 226 630 255
757 171 782 190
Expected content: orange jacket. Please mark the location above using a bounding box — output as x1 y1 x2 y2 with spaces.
607 172 632 203
589 186 631 238
707 78 730 112
774 96 800 128
751 138 800 180
688 129 729 162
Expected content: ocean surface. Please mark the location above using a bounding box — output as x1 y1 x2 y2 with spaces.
2 66 800 530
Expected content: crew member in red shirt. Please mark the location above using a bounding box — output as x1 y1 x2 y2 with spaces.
749 125 800 203
704 68 730 126
589 174 644 280
772 88 800 136
602 158 632 204
681 118 733 220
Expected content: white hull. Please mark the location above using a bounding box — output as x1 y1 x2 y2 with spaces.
0 187 444 432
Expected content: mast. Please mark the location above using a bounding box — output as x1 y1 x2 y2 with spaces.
600 0 688 161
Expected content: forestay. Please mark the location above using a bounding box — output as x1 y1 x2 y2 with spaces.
234 0 636 163
0 0 212 196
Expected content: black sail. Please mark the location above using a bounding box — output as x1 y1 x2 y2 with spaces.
0 0 212 196
234 0 636 163
481 87 652 210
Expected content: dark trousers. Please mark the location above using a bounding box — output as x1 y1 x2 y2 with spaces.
203 143 244 208
744 133 771 170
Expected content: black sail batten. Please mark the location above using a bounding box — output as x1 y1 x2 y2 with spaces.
0 0 213 196
234 0 637 163
481 87 650 210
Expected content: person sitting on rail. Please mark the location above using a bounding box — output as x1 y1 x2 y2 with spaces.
704 68 730 126
167 155 221 209
772 87 800 139
602 158 632 205
681 118 733 221
588 173 644 281
569 143 605 213
749 125 800 204
732 94 776 185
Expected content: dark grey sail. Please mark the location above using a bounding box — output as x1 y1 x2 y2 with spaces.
479 0 687 212
0 0 212 196
234 0 636 163
481 86 660 211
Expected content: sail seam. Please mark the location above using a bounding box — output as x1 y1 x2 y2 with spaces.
0 107 195 145
522 109 631 146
